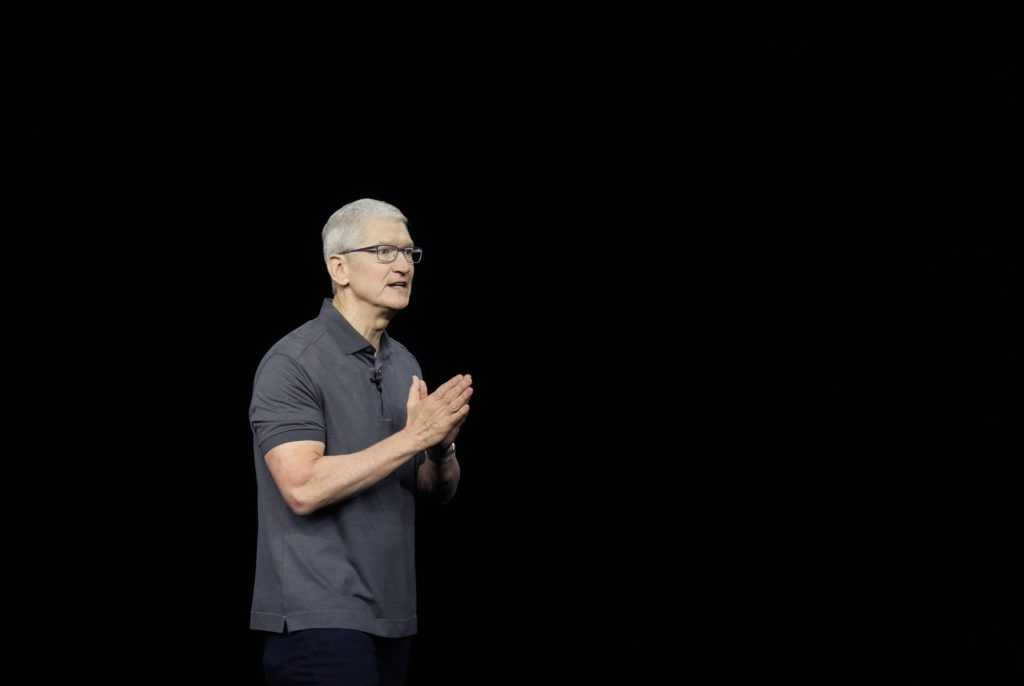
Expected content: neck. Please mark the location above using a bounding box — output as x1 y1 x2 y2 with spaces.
332 293 392 353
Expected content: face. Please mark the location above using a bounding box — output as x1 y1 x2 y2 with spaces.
344 218 416 311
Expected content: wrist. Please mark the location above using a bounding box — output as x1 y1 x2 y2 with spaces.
429 442 456 464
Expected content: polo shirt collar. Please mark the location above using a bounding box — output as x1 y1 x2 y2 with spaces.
317 298 393 359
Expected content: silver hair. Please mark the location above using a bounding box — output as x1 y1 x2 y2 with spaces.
322 198 409 293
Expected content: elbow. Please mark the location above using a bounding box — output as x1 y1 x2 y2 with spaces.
424 477 459 505
433 475 459 504
288 500 316 517
282 488 318 516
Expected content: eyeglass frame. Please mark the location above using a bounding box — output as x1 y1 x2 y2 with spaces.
336 244 423 264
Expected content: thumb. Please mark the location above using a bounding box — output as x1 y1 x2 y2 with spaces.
408 375 421 406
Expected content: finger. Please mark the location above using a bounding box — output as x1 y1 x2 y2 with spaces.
441 375 473 401
448 386 474 410
439 373 472 394
408 376 421 405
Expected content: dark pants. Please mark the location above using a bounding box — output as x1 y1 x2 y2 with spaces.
262 628 413 686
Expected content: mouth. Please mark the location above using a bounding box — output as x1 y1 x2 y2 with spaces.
388 281 409 290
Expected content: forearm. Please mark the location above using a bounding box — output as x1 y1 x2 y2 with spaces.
270 429 429 515
310 436 417 505
417 446 460 503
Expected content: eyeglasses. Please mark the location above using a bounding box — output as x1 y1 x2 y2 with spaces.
337 244 423 264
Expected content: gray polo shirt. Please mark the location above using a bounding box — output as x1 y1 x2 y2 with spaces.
249 298 426 637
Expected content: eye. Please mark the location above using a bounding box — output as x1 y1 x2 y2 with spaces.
377 246 395 259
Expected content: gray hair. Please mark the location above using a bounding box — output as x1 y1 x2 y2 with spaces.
322 198 408 259
322 198 409 293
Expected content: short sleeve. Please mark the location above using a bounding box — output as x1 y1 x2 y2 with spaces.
250 353 326 457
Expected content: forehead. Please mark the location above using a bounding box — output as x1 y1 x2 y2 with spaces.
360 218 412 244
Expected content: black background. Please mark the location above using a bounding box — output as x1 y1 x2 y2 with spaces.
32 62 1018 680
90 161 1016 684
103 163 698 683
5 7 1016 680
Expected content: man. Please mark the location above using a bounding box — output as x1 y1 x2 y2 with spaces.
249 197 472 685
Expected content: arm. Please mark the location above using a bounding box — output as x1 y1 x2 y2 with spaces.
416 427 464 504
412 372 468 503
266 373 472 515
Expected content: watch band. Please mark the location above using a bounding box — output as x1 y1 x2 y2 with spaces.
431 442 456 464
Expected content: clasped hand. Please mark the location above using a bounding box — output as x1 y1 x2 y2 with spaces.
405 374 472 451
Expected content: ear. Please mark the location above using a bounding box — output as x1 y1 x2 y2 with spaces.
327 254 351 288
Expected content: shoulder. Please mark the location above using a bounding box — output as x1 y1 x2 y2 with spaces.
254 319 331 383
262 319 330 364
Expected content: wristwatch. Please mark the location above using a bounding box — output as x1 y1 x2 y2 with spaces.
432 442 456 464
